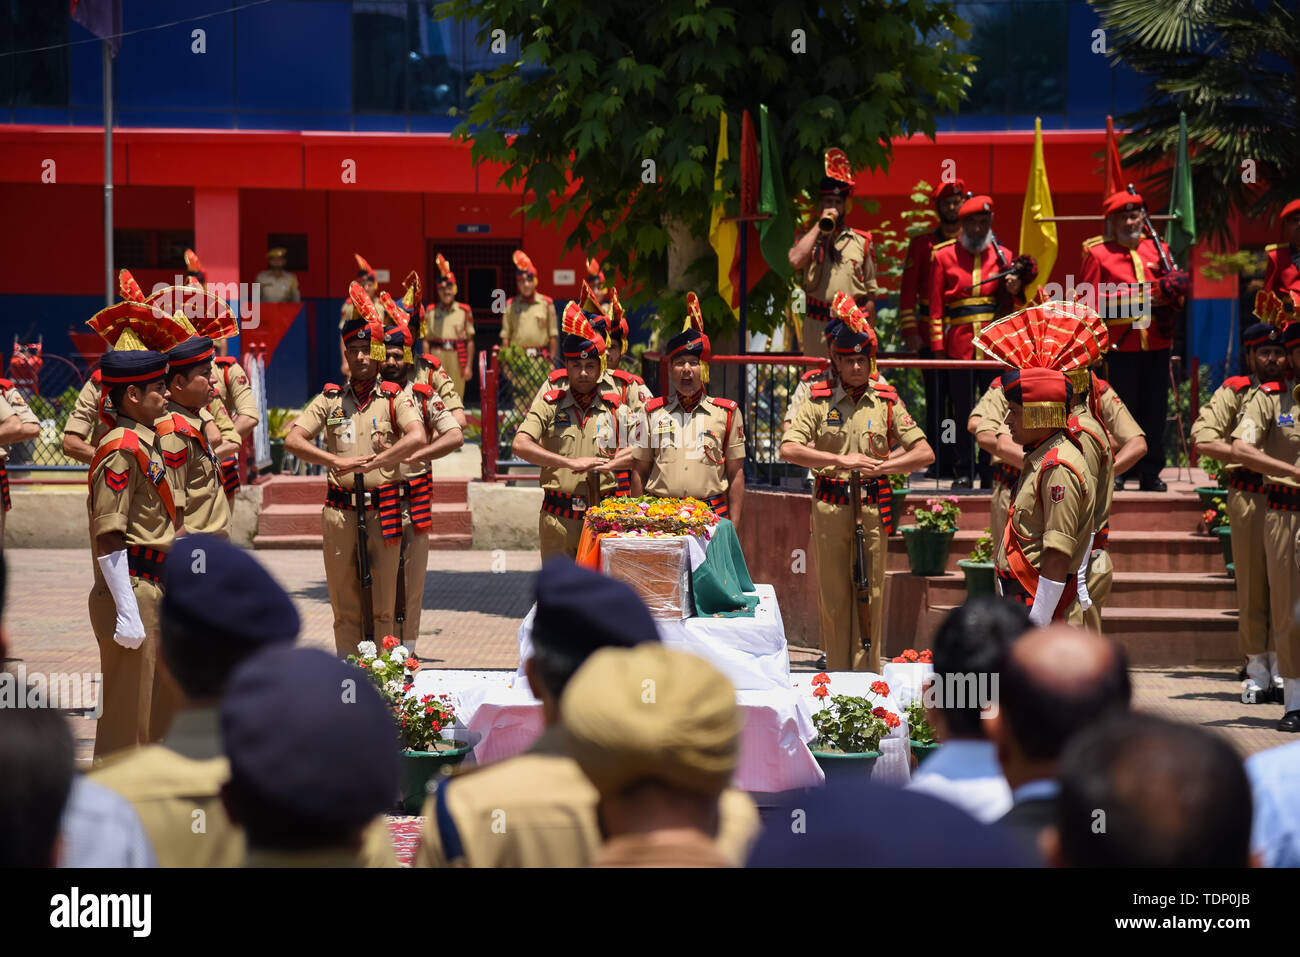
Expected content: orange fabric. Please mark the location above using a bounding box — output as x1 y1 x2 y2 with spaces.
575 525 604 570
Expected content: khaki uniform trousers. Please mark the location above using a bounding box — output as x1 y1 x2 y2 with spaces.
89 578 179 758
539 511 584 561
1264 508 1300 678
1228 488 1271 657
323 505 403 658
811 497 884 673
1068 549 1113 633
400 518 431 646
989 481 1012 547
429 348 467 397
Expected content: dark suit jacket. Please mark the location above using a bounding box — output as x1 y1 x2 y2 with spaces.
997 796 1058 863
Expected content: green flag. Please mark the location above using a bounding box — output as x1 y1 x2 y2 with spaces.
757 104 794 281
1166 110 1196 263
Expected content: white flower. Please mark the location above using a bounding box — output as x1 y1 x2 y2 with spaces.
384 679 403 697
357 641 377 658
371 659 385 672
393 646 410 661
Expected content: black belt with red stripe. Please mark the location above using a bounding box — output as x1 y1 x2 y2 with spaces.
806 297 831 322
0 461 10 512
706 493 729 519
127 544 166 584
814 476 882 506
1266 482 1300 511
220 456 240 496
1095 520 1110 551
1226 469 1266 496
992 463 1020 488
615 471 632 496
325 481 404 541
542 490 591 520
404 475 433 531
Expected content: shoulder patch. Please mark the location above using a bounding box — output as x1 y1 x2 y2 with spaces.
380 381 401 396
601 391 622 408
548 368 567 383
1261 380 1284 394
214 355 235 366
1223 375 1252 392
645 397 666 412
711 397 737 410
421 353 442 369
1083 235 1105 249
412 383 434 397
543 389 565 404
323 382 342 398
933 238 957 252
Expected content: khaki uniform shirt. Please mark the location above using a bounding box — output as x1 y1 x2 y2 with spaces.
1191 378 1254 483
423 303 475 367
971 381 1011 438
1233 385 1300 486
415 359 465 413
802 228 879 305
89 419 176 551
206 394 239 445
633 393 746 500
65 377 107 444
414 726 759 868
995 431 1095 578
156 402 230 536
212 359 259 423
517 388 626 498
291 380 421 490
501 295 558 350
0 385 39 461
92 708 397 868
399 380 459 481
593 831 733 868
1095 383 1143 445
782 383 925 481
1070 405 1114 533
254 269 300 303
537 369 651 419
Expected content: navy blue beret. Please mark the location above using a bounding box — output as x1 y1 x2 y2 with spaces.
161 535 300 647
100 349 168 385
823 318 845 341
665 328 705 358
340 318 373 342
382 325 410 348
165 336 215 370
747 779 1031 868
533 556 660 658
220 646 399 826
1284 321 1300 349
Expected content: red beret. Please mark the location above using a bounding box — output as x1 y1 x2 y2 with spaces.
958 195 993 218
1281 199 1300 222
1103 190 1144 215
935 179 967 202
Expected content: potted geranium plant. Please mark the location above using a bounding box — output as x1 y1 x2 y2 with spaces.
810 674 901 783
1195 455 1227 503
349 635 471 812
899 496 961 576
956 527 996 597
1200 495 1233 570
884 472 910 536
905 697 940 766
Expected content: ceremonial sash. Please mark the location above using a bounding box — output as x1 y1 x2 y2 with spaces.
89 430 178 530
997 449 1085 619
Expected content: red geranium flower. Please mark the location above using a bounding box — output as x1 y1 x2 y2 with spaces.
812 672 831 686
872 706 888 719
892 656 906 663
918 649 933 663
902 649 919 662
884 711 901 729
813 685 829 699
382 635 399 651
871 680 890 696
405 657 420 671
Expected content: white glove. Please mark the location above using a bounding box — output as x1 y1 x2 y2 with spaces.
1075 532 1095 612
1028 577 1067 628
97 550 146 649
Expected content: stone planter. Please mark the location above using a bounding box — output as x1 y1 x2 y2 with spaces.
899 525 956 576
956 559 996 597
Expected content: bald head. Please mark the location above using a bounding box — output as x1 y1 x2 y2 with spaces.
998 625 1130 763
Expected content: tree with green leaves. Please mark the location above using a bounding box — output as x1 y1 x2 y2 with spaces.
1092 0 1300 245
439 0 972 336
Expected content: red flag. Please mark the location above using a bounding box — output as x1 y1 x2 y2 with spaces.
739 110 759 218
1104 115 1123 199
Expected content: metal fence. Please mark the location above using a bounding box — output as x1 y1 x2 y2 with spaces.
5 352 93 472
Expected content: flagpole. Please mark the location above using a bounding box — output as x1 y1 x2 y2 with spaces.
102 39 113 307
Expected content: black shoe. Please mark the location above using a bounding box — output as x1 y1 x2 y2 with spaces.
816 654 827 671
952 476 973 489
1139 476 1168 492
1278 711 1300 733
1113 477 1125 492
923 465 937 479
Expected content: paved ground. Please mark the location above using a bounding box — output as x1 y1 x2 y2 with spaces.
6 548 1294 765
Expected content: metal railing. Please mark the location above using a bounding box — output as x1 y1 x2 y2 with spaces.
4 353 93 473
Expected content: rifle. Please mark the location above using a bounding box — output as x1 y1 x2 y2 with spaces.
355 473 375 645
850 470 873 661
965 235 1038 293
394 532 407 644
1125 183 1189 342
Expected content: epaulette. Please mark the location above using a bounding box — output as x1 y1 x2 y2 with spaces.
1266 243 1280 253
214 355 235 366
711 397 737 410
1261 380 1284 394
0 378 13 390
1223 375 1253 393
543 389 565 404
1094 376 1111 396
801 362 831 381
412 383 434 397
538 293 554 304
871 380 898 403
601 391 622 408
933 238 957 252
548 368 567 383
458 302 472 312
645 397 666 412
1083 235 1105 248
610 368 642 385
379 381 402 397
323 382 342 398
810 383 834 399
851 228 872 244
990 376 1002 389
91 369 102 384
421 353 443 369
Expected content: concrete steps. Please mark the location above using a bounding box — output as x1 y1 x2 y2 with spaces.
253 475 472 550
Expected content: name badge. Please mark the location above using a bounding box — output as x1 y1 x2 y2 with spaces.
326 407 346 427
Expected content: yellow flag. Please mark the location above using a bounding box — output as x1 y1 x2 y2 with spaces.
708 112 740 315
1019 117 1057 299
